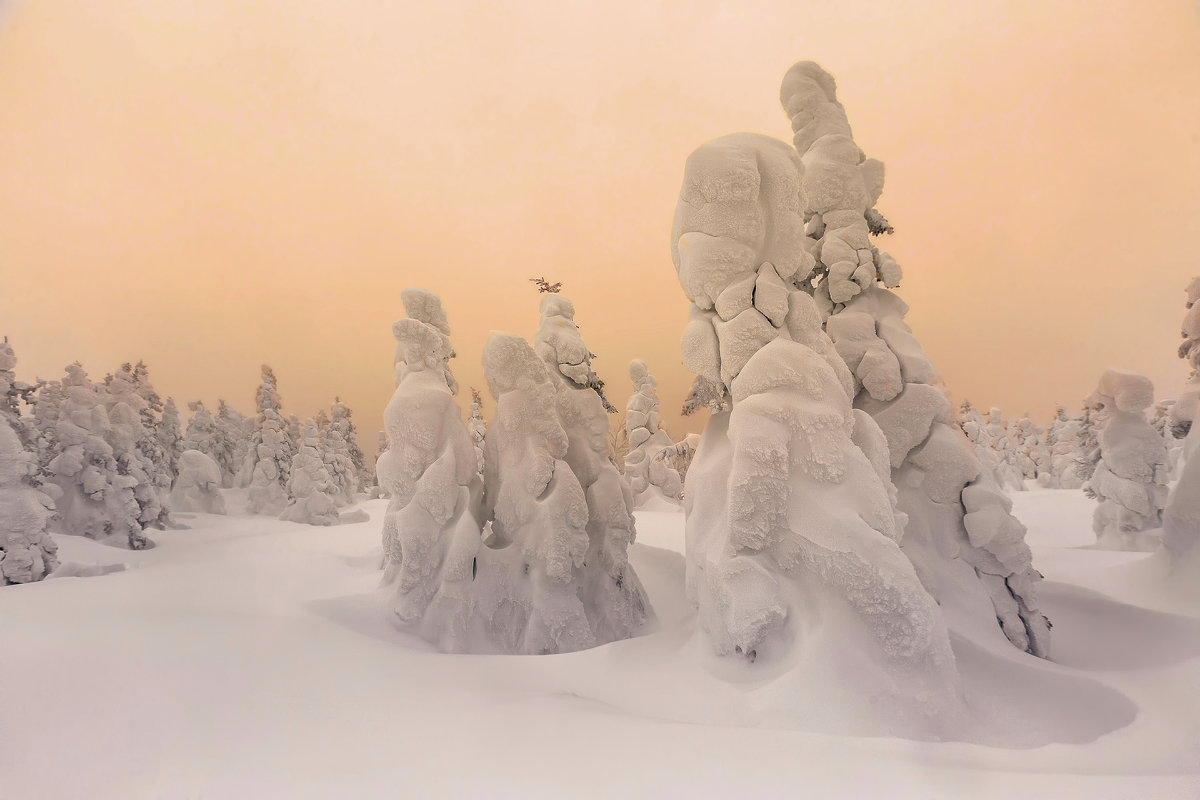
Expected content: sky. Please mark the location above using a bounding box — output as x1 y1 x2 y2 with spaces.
2 0 1198 453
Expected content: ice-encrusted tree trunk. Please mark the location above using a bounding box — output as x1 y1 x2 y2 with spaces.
1085 370 1168 550
0 341 59 584
1164 278 1200 573
377 291 484 649
170 449 226 514
280 419 340 526
533 295 652 642
468 388 486 476
672 60 1049 665
624 360 683 508
241 366 293 515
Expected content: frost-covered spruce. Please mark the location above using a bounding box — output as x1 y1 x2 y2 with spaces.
1046 406 1083 489
170 449 226 514
158 397 184 480
42 364 145 547
106 364 171 531
533 296 652 642
1075 402 1104 489
241 366 293 515
280 419 340 525
321 398 359 505
468 388 486 476
1084 370 1168 550
781 61 1048 656
0 423 60 584
184 401 219 462
624 360 683 507
1164 278 1200 578
377 297 483 649
212 400 246 487
1168 276 1200 438
0 341 59 584
671 59 1049 662
961 406 1014 491
671 118 961 718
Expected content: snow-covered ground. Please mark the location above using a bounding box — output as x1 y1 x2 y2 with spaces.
2 488 1198 798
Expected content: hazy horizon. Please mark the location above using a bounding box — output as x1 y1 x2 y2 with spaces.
3 0 1198 453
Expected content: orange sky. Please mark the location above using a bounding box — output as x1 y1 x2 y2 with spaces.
2 0 1198 452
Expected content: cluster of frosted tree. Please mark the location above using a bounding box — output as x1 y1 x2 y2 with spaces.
377 289 651 654
668 58 1049 714
226 367 368 525
960 402 1087 491
1163 277 1200 574
0 349 188 558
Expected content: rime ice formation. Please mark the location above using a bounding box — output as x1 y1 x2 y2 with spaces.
0 342 59 585
241 366 293 515
1163 280 1200 570
377 298 484 650
399 288 458 395
213 401 247 487
170 449 227 514
0 423 59 584
280 420 340 525
671 60 1049 661
1085 370 1168 550
322 399 359 505
468 388 486 476
624 360 683 508
1047 406 1084 489
44 364 150 549
104 364 171 533
961 405 1015 491
533 295 617 413
533 296 653 642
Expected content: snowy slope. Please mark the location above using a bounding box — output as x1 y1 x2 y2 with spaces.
1 490 1198 798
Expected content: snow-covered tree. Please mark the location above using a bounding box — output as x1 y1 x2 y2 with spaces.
157 397 184 479
0 341 59 585
105 363 171 531
1075 401 1105 491
1047 405 1084 489
170 449 226 514
624 359 683 508
533 295 652 641
184 401 219 460
670 60 1049 676
240 366 293 515
1085 369 1168 550
321 398 359 505
468 388 486 476
377 292 483 648
1162 278 1200 571
369 430 388 499
280 419 340 525
212 400 246 487
1168 276 1200 438
42 364 147 548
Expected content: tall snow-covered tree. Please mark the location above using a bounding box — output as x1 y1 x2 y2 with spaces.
157 397 184 480
1168 276 1200 438
321 398 359 505
241 366 293 515
212 400 246 488
105 363 171 531
1075 401 1105 491
1164 277 1200 576
1047 405 1084 489
184 401 219 460
280 419 340 526
1085 370 1168 550
624 359 683 508
468 388 486 477
670 60 1049 682
0 340 59 584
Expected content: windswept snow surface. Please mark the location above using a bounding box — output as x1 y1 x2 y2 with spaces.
1 489 1198 798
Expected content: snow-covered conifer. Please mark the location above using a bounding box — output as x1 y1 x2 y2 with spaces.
1075 402 1104 490
105 363 171 531
1085 370 1168 550
280 419 340 525
624 360 683 507
184 401 219 461
43 364 147 548
468 388 486 476
1047 406 1084 489
0 422 59 584
321 398 359 505
241 366 293 515
377 293 483 647
670 60 1049 671
1168 276 1200 438
533 295 652 640
212 400 246 487
1162 279 1200 569
170 449 226 514
157 397 183 479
